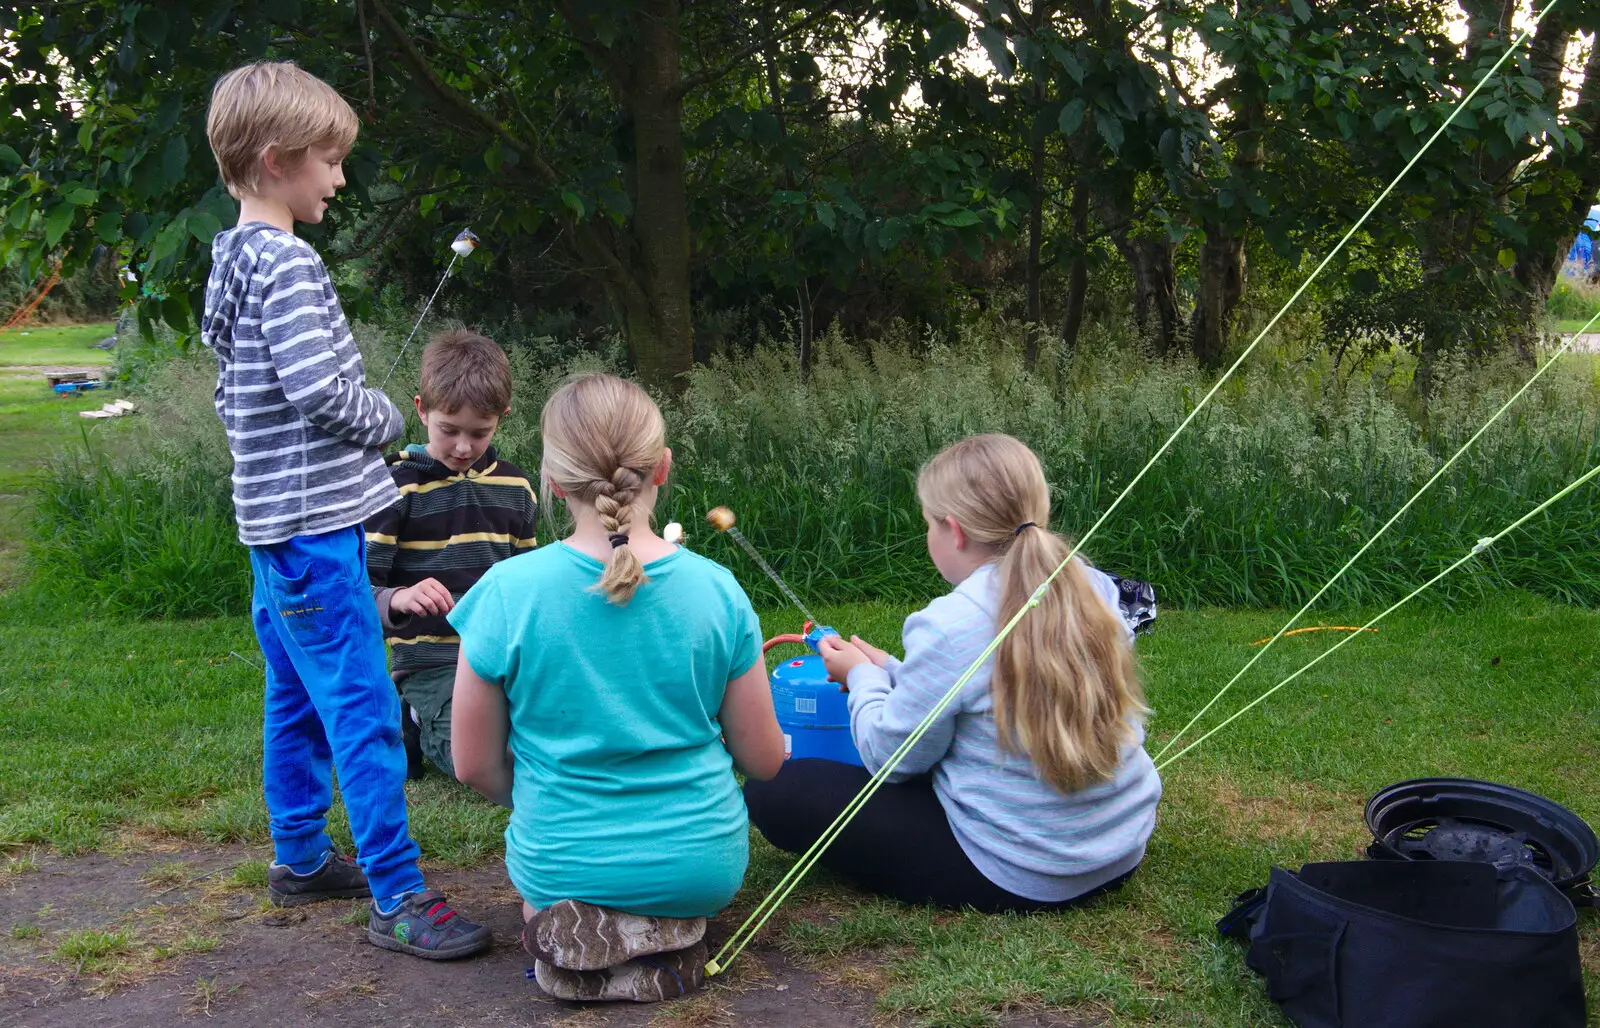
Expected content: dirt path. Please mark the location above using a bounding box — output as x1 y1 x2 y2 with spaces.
0 847 888 1028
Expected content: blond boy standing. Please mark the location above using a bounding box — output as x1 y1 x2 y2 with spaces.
202 61 488 959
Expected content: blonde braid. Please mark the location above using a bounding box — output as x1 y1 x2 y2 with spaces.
594 464 648 604
540 373 666 606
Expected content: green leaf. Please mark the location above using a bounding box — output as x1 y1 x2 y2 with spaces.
136 6 169 46
0 144 20 170
1097 114 1124 153
878 217 908 251
1047 43 1085 84
925 20 967 60
150 218 187 263
419 193 436 216
772 190 807 206
976 26 1014 80
64 185 99 206
161 134 188 188
189 212 223 245
1290 0 1311 21
936 208 981 228
44 203 74 247
78 121 94 153
1059 99 1086 136
1014 37 1042 74
560 190 586 219
814 201 836 230
1497 247 1516 268
96 210 124 244
1158 127 1180 166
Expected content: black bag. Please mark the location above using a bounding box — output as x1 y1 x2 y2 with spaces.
1218 860 1586 1028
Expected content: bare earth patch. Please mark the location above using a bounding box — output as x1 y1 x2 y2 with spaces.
0 847 884 1027
1207 779 1369 852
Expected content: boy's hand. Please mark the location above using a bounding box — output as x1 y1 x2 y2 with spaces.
391 578 454 617
818 634 871 689
850 635 891 667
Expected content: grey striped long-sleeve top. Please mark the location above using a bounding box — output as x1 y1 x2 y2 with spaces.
845 561 1162 901
201 223 403 546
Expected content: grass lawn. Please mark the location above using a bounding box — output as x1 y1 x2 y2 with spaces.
0 321 116 367
2 593 1596 1025
1 327 1595 1023
0 331 127 586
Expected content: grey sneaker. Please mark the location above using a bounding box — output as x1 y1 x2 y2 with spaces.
533 940 708 1002
267 850 371 908
525 898 706 971
366 889 491 960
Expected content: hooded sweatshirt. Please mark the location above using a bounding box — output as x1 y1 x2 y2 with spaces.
201 223 403 545
365 444 538 678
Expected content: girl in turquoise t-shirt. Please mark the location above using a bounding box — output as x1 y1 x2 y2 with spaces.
449 373 784 1003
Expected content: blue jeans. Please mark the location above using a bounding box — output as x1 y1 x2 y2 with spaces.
249 525 424 901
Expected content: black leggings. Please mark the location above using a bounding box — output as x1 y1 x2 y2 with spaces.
743 759 1136 914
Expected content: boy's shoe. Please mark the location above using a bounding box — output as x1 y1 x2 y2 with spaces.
401 703 425 780
525 898 706 971
267 850 371 908
367 889 491 960
533 941 708 1003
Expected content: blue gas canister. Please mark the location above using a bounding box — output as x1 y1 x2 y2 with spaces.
766 624 864 766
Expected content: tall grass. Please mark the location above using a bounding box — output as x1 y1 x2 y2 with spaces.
1545 267 1600 325
21 317 1600 618
28 444 247 618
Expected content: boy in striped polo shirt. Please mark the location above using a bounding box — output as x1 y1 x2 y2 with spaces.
366 329 537 780
202 61 489 959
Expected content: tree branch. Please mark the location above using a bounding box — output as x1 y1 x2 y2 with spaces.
677 0 853 98
551 0 633 96
365 0 636 288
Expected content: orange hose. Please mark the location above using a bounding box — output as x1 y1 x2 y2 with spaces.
1250 626 1376 646
762 634 806 654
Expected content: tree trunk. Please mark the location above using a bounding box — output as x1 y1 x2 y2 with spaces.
1507 29 1600 363
1023 118 1046 369
764 46 814 378
1089 183 1180 353
624 0 694 390
1191 225 1245 368
1060 180 1089 351
1189 31 1264 369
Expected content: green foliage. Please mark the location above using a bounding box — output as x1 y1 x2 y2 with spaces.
24 317 1600 619
52 929 132 973
27 436 246 620
1546 272 1600 325
11 0 1595 376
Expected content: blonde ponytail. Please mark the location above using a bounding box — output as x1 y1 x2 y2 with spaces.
917 434 1147 793
540 374 665 605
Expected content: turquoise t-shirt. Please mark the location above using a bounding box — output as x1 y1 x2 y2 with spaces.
447 542 762 917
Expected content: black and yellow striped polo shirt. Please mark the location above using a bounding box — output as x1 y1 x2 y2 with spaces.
365 444 537 677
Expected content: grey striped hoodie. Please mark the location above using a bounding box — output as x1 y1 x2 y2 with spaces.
846 561 1162 901
202 223 403 546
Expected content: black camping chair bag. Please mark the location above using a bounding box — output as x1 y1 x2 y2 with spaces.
1223 859 1584 1028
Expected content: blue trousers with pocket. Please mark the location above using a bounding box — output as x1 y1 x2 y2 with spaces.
249 525 424 902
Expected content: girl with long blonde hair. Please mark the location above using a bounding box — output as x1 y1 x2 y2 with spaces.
745 433 1160 911
449 373 784 1000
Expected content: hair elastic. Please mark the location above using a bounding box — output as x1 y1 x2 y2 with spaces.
608 533 630 548
1014 521 1037 536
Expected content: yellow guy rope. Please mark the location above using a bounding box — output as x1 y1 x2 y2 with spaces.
707 0 1562 975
